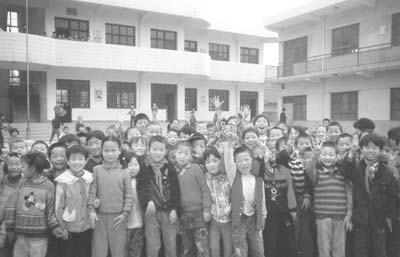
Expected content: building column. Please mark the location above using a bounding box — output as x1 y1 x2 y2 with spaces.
177 82 185 120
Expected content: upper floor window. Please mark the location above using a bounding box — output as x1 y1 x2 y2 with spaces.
331 91 358 120
283 36 307 76
7 11 18 33
107 82 136 109
283 95 307 121
106 23 135 46
392 13 400 46
240 47 259 64
209 43 229 61
55 17 89 40
391 88 400 120
209 89 229 111
332 23 359 56
185 40 197 52
151 29 177 50
9 70 20 86
185 88 197 111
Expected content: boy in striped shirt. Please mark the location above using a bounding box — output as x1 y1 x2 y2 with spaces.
306 142 353 257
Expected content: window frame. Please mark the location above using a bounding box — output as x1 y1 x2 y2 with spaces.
56 79 90 108
209 89 229 111
185 88 197 111
283 36 308 76
331 23 359 56
240 47 259 64
184 40 198 52
54 17 89 40
105 23 135 46
150 29 177 50
282 95 307 121
392 13 400 46
209 43 230 61
331 91 358 121
6 10 19 33
106 81 136 109
9 70 20 87
391 88 400 120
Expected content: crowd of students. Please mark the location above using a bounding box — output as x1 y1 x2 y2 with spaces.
0 97 400 257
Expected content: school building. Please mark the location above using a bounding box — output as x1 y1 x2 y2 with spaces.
264 0 400 133
0 0 275 125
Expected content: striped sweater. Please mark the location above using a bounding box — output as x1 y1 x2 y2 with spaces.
288 153 306 195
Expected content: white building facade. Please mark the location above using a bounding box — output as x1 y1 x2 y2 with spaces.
0 0 273 123
264 0 400 133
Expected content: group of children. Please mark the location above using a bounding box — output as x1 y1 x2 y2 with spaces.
0 101 400 257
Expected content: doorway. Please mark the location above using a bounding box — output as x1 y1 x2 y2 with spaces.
151 84 177 122
240 91 258 119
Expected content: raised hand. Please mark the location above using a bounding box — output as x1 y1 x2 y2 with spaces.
211 96 224 110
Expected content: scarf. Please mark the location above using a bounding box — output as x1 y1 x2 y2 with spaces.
364 160 378 195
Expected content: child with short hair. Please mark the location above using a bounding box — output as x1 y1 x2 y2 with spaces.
179 126 195 142
131 136 148 163
189 133 207 166
137 136 180 257
3 152 23 189
166 129 179 147
88 136 133 257
31 141 49 158
46 142 68 182
5 151 66 257
146 122 162 138
125 127 141 143
9 140 27 156
134 113 150 135
7 128 19 147
326 121 343 143
58 134 80 148
76 132 87 147
196 123 208 139
175 141 211 257
253 114 270 146
85 130 106 173
55 145 93 257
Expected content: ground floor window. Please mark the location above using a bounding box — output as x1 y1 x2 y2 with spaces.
331 91 358 120
282 95 307 121
209 89 229 111
240 91 258 119
185 88 197 111
391 88 400 120
107 82 136 109
56 79 90 108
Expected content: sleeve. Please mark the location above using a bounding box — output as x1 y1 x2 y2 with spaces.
4 190 18 232
339 154 357 181
195 167 212 214
303 171 313 200
285 168 297 212
46 185 62 235
345 180 353 218
168 166 181 212
224 142 237 186
87 168 98 213
383 173 397 219
305 153 319 184
122 171 133 217
262 181 267 219
55 183 67 230
136 166 151 211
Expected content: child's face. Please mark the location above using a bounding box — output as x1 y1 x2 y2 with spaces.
244 131 259 149
136 119 149 131
78 137 86 146
277 123 288 134
362 142 380 162
67 153 87 174
127 128 141 142
50 147 67 170
196 124 207 135
337 137 352 153
269 129 283 142
289 129 299 141
255 117 269 135
179 133 190 141
316 127 326 139
166 131 179 146
147 125 162 138
296 137 312 153
11 142 27 156
128 157 140 177
149 141 167 162
87 137 102 157
102 141 121 163
21 160 35 179
31 143 48 157
235 151 253 175
11 131 18 137
6 156 22 178
132 140 147 156
63 127 69 134
192 140 206 159
327 126 341 141
319 146 337 167
205 154 220 175
171 120 180 130
381 146 393 162
175 145 192 167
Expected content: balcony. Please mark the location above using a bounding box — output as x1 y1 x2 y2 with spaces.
0 32 210 77
210 60 266 83
274 42 400 83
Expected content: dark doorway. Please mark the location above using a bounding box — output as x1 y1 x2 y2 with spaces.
10 83 41 123
240 91 258 119
151 84 177 122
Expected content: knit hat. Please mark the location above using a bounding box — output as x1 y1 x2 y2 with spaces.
353 118 375 131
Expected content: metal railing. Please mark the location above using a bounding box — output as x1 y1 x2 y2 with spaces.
277 42 400 78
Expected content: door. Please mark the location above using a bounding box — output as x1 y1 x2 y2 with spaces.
151 84 177 122
11 84 40 123
240 91 258 120
166 94 176 122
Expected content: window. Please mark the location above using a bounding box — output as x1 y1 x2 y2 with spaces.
283 95 307 121
9 70 20 86
185 88 197 111
6 11 18 32
332 23 359 56
106 23 135 46
209 90 229 111
392 13 400 46
185 40 197 52
283 37 307 76
107 82 136 108
209 43 229 61
240 47 259 64
391 88 400 120
331 91 358 120
56 79 90 108
151 29 177 50
55 17 89 40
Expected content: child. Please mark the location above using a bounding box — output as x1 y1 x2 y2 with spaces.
134 113 150 135
175 141 211 257
4 151 66 257
337 133 353 160
76 132 87 147
121 152 144 257
7 128 19 147
58 134 80 148
0 159 15 256
203 146 232 257
253 114 270 146
341 134 397 257
224 135 267 257
166 129 179 147
31 141 49 158
306 142 353 257
179 126 195 142
46 142 68 182
137 136 180 257
315 125 327 146
125 127 142 143
75 116 85 133
59 126 70 138
50 116 62 144
326 121 343 143
131 136 148 161
189 133 207 165
146 122 163 138
85 130 106 173
88 136 133 257
3 152 23 189
268 127 284 148
9 140 28 156
55 145 93 257
242 127 260 151
196 123 208 138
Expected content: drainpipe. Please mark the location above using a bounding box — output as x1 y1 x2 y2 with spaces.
321 15 326 72
138 14 142 47
26 0 30 139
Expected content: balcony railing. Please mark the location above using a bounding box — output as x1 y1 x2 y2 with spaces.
278 42 400 78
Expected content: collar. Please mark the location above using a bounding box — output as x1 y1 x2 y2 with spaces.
89 156 102 163
103 162 121 170
176 162 191 174
55 170 93 184
147 158 168 169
